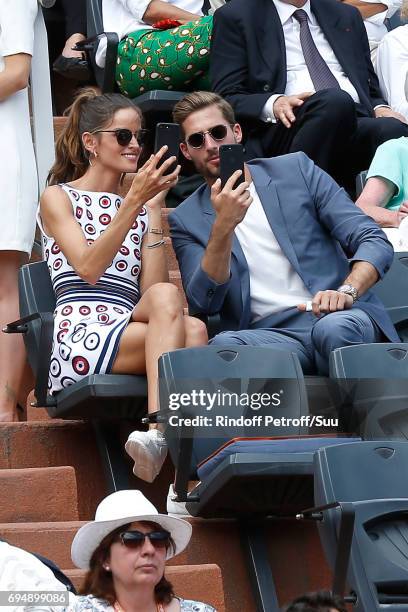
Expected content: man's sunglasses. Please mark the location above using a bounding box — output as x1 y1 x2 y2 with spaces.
186 124 231 148
93 128 149 147
119 530 171 549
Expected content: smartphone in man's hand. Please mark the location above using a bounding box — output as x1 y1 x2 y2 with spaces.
154 123 180 173
220 144 245 189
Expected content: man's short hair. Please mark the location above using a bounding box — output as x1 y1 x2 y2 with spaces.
172 91 236 134
282 590 347 612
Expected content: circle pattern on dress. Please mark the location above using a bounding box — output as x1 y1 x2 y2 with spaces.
59 342 72 361
72 356 90 375
99 213 111 225
72 326 87 343
84 333 100 350
115 261 128 272
99 195 111 208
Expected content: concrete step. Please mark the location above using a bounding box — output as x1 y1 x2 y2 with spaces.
0 467 78 523
65 564 225 611
0 421 105 520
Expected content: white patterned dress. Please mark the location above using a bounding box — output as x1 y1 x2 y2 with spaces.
38 185 148 395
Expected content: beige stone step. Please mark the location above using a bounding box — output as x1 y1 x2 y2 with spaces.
0 421 105 520
0 467 78 523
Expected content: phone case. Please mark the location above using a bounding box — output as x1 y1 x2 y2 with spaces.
154 123 180 172
219 144 245 189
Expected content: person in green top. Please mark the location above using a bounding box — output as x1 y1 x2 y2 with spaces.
356 136 408 228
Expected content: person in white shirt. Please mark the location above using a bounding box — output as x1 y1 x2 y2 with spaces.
341 0 402 63
0 540 70 612
376 2 408 120
210 0 408 193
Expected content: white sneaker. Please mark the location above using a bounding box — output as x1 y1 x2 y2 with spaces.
166 483 191 517
125 429 168 483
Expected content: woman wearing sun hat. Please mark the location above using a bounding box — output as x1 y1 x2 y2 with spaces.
67 489 216 612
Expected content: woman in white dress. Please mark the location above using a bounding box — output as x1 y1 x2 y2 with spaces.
0 0 38 421
40 89 208 481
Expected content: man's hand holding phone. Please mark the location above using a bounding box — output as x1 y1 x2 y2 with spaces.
211 170 253 232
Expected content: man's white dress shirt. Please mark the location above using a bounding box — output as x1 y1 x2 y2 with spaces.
234 182 311 321
261 0 360 122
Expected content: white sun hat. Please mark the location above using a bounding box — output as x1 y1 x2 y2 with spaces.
71 490 192 570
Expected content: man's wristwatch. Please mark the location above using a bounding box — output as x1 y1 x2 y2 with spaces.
337 284 358 303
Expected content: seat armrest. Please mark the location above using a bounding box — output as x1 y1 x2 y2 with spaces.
4 312 55 408
74 32 119 93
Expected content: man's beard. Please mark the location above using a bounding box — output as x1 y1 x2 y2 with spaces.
195 157 220 181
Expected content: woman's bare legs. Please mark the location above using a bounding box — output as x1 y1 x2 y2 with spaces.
112 283 186 412
111 283 208 481
0 252 27 422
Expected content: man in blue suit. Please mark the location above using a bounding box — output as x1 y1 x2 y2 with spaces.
170 92 399 374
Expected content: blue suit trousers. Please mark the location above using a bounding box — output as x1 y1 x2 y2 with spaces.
209 307 383 375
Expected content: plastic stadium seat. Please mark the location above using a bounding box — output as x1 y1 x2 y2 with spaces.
371 252 408 340
4 261 148 491
330 342 408 440
313 440 408 611
154 345 358 611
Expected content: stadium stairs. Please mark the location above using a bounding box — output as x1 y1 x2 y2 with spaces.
0 117 337 612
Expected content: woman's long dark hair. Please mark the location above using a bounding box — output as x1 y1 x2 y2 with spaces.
80 522 176 605
47 88 142 186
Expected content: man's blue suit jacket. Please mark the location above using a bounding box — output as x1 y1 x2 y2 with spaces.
169 153 399 342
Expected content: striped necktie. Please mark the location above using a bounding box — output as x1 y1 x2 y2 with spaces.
293 9 340 91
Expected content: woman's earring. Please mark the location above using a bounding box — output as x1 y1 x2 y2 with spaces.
89 150 98 167
103 564 110 571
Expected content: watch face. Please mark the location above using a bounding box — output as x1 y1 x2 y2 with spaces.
338 285 358 302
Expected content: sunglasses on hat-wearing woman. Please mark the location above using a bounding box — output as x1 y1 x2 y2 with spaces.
119 530 171 549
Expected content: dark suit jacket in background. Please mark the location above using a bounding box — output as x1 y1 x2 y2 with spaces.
210 0 386 132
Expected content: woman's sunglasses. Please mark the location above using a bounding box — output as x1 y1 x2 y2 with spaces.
119 530 171 549
93 128 149 147
186 124 231 148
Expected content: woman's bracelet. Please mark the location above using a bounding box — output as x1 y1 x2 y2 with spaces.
146 239 165 249
149 228 164 235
